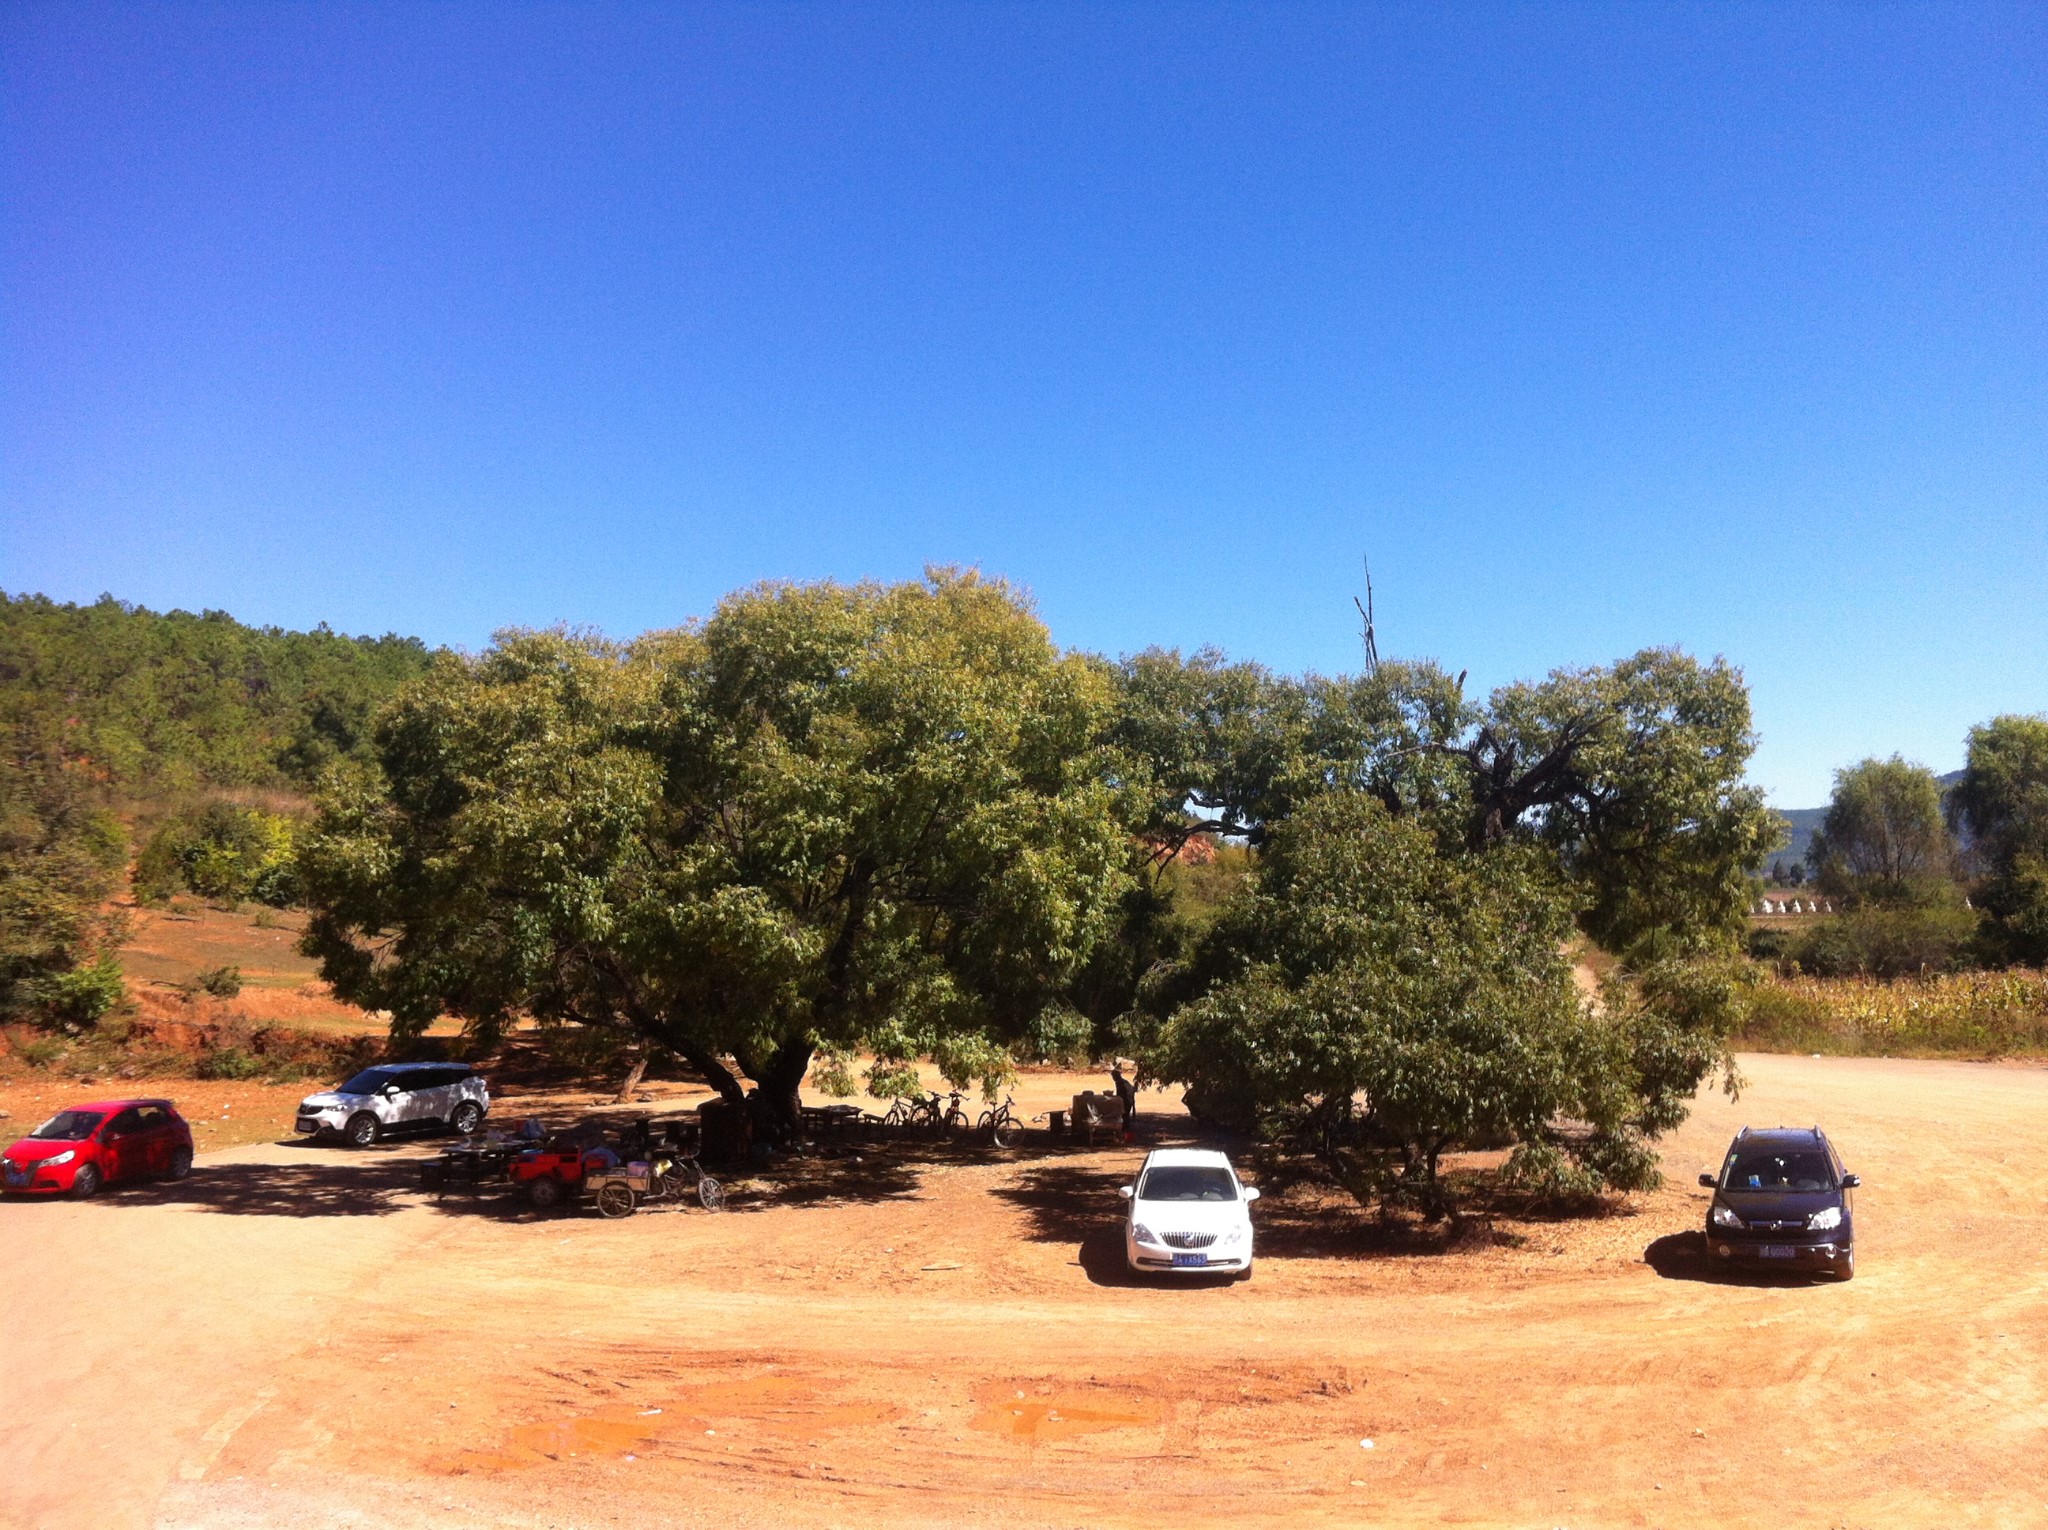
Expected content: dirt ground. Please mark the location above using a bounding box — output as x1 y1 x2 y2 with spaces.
5 1055 2047 1530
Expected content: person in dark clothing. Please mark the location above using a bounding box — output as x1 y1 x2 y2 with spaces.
1110 1062 1138 1133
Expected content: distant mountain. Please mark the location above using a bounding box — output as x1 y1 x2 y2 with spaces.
1764 807 1827 877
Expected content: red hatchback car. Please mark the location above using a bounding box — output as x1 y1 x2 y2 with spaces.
1 1098 195 1197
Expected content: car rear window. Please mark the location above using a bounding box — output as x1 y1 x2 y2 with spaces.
1139 1166 1239 1202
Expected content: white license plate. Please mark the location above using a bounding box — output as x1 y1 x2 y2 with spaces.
1760 1245 1796 1259
1171 1252 1208 1268
294 1120 318 1133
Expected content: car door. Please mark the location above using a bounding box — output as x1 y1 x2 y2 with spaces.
129 1104 173 1174
413 1068 457 1125
98 1107 146 1183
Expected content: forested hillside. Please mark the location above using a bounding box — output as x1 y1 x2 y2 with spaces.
0 592 437 791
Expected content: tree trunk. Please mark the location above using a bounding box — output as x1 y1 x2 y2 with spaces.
614 1049 650 1104
746 1036 815 1144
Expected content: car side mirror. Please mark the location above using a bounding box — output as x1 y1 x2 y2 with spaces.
1698 1172 1717 1188
1117 1185 1133 1200
382 1083 402 1096
1243 1187 1261 1203
1841 1173 1860 1189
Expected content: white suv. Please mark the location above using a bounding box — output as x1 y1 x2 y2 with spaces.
296 1063 490 1147
1119 1147 1260 1279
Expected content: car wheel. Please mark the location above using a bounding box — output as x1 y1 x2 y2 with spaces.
165 1146 193 1181
344 1112 380 1148
450 1101 483 1136
525 1176 565 1211
71 1163 102 1199
595 1182 637 1219
697 1176 725 1212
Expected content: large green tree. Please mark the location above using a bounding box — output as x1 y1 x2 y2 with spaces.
1107 645 1775 958
300 572 1135 1130
1949 714 2048 963
1807 756 1956 908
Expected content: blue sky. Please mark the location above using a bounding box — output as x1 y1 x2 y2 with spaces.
4 3 2044 805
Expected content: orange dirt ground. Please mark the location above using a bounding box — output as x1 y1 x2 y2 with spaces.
4 1055 2047 1530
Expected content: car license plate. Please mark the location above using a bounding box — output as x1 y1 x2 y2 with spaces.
1760 1245 1796 1259
294 1119 318 1134
1171 1252 1208 1268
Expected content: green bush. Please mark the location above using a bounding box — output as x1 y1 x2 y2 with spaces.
1021 1003 1095 1067
1785 907 1981 978
190 964 244 999
196 1045 263 1080
40 953 126 1029
135 803 300 907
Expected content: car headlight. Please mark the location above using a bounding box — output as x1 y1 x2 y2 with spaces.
1710 1205 1743 1229
1131 1223 1159 1245
45 1149 76 1167
1807 1206 1843 1231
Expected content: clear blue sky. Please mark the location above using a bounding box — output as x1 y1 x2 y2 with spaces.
4 4 2044 805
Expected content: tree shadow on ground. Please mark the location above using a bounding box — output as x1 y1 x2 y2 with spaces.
76 1158 422 1217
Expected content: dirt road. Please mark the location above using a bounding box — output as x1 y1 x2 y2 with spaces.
5 1056 2046 1529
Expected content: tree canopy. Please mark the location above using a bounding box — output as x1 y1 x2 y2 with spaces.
1950 714 2048 963
299 572 1135 1128
1808 755 1956 908
0 591 436 792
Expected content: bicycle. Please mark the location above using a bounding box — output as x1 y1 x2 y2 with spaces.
940 1091 971 1135
976 1093 1025 1150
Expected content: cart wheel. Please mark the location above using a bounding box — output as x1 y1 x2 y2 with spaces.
697 1176 725 1212
595 1182 637 1218
992 1120 1024 1151
525 1176 565 1211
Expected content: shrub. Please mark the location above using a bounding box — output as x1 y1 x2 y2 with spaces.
1787 907 1980 978
196 1045 263 1080
40 953 126 1030
134 803 300 907
18 1035 66 1068
1021 1003 1094 1067
190 964 244 999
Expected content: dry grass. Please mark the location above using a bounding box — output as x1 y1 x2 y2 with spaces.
1741 968 2048 1057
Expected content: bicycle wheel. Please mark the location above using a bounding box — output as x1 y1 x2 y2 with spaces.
992 1119 1024 1151
697 1175 726 1212
595 1182 637 1219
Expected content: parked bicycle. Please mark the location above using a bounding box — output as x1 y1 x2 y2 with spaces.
976 1093 1025 1150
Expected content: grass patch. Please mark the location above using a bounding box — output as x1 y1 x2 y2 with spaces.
1740 970 2048 1057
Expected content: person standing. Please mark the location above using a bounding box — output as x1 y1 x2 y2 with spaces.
1110 1061 1138 1138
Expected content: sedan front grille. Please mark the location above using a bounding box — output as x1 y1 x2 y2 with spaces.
1162 1231 1217 1250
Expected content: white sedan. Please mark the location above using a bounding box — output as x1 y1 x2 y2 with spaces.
1120 1147 1260 1279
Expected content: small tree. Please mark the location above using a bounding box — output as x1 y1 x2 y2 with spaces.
1949 714 2048 962
1147 794 1713 1214
1808 756 1956 908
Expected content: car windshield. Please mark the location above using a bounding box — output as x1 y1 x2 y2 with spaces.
1139 1166 1238 1202
338 1068 405 1094
1721 1149 1835 1193
29 1110 106 1141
